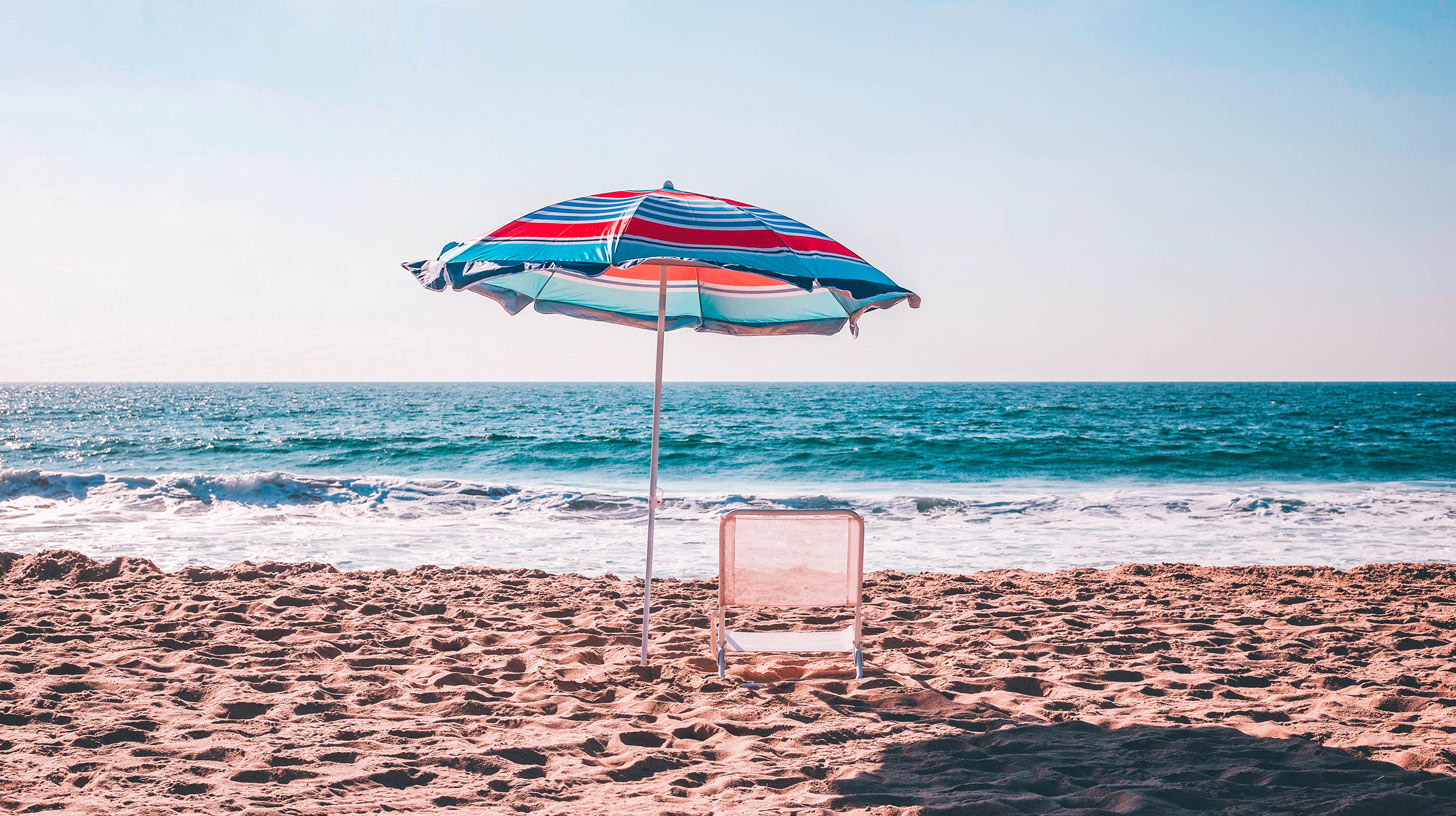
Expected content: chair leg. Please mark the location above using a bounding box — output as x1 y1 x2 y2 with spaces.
717 647 726 678
854 648 863 679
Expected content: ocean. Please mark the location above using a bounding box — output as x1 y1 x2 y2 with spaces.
1 382 1453 576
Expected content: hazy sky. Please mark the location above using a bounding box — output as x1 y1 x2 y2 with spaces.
3 1 1453 381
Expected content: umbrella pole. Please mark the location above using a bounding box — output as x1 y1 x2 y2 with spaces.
641 263 668 666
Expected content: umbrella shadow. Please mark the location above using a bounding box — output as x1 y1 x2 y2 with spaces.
829 719 1456 815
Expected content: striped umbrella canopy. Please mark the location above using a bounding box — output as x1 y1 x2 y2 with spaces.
404 182 919 336
403 182 919 666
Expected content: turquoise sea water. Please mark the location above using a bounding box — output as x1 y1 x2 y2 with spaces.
1 383 1453 574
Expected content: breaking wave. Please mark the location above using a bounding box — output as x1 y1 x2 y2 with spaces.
3 469 1453 576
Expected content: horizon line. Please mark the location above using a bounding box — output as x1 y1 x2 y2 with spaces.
4 380 1454 386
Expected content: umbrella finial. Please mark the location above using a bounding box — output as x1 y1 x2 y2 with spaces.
661 180 674 190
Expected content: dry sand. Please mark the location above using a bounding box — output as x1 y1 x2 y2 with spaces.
1 549 1454 815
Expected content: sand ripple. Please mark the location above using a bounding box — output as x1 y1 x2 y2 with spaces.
1 551 1454 814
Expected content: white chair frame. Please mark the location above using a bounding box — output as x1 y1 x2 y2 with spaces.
712 508 865 679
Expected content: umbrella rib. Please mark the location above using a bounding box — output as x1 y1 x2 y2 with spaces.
695 263 707 329
608 192 655 268
713 200 821 291
528 265 559 305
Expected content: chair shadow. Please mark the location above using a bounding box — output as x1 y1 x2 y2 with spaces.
829 720 1456 815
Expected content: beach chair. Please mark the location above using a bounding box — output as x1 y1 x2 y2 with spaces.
713 509 865 679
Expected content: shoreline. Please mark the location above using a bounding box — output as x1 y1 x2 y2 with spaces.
2 550 1453 813
6 546 1456 581
5 470 1456 578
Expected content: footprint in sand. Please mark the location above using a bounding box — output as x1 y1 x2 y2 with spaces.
606 755 688 783
363 768 437 789
249 628 292 642
671 723 721 742
616 730 667 748
560 649 605 666
994 676 1050 697
230 767 319 784
491 747 548 766
502 657 528 674
218 701 271 720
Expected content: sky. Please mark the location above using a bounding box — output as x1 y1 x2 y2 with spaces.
2 1 1454 381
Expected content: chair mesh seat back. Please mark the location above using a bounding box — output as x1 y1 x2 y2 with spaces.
721 511 863 607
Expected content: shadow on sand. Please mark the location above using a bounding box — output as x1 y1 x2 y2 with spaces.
829 720 1456 815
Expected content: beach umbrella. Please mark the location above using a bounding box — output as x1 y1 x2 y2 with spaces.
404 182 919 665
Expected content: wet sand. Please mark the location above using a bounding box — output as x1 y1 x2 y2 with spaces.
1 550 1454 814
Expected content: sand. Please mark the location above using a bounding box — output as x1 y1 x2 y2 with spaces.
1 550 1454 815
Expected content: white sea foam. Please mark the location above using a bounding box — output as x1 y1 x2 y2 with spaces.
1 469 1453 576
